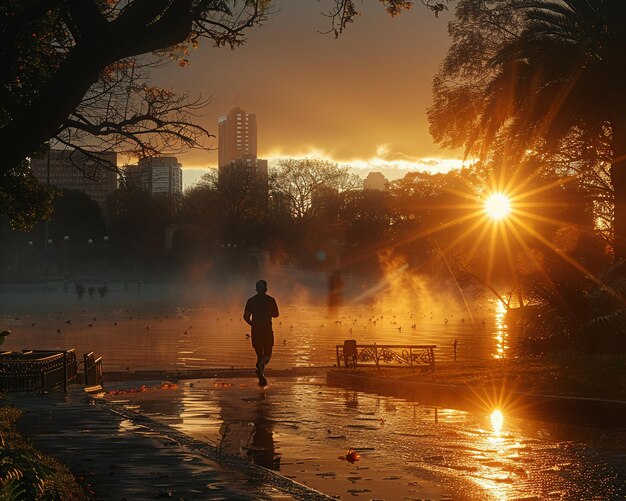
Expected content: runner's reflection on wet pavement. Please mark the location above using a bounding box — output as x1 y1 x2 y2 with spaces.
246 393 281 470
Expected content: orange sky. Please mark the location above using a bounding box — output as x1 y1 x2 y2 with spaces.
153 1 460 184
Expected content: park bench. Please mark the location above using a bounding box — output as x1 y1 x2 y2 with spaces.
0 348 78 393
336 340 436 372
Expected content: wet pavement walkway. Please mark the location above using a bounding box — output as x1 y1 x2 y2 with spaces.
10 389 331 500
9 374 626 500
107 376 626 499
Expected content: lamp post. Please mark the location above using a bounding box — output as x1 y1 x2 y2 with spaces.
87 238 93 277
45 238 53 276
221 242 237 282
27 240 33 271
63 235 70 278
103 235 109 281
43 144 51 274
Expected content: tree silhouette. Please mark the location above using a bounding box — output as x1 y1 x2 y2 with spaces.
340 188 396 273
271 159 360 220
1 1 268 166
0 0 269 227
53 188 105 231
1 0 436 228
429 0 626 257
107 186 177 267
198 167 269 247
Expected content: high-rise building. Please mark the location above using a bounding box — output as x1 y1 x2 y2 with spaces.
30 149 118 205
363 172 389 191
124 157 183 195
218 107 257 169
217 108 268 214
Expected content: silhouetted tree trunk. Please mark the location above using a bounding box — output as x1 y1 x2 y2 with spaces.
0 0 195 173
610 122 626 259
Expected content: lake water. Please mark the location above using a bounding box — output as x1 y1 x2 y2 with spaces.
0 282 507 371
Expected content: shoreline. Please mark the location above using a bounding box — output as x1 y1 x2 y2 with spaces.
326 369 626 427
104 365 333 382
103 358 626 427
10 388 335 501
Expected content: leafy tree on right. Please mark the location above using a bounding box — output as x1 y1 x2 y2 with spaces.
428 0 626 258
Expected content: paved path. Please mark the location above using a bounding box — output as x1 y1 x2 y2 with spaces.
10 389 331 500
9 375 626 500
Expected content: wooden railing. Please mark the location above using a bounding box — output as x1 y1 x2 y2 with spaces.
336 341 436 371
83 352 103 388
0 349 78 393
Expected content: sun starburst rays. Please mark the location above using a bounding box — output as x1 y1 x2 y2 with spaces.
421 181 597 294
337 171 598 296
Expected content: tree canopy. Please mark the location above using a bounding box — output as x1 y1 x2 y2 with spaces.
1 0 271 228
428 0 626 257
270 158 360 220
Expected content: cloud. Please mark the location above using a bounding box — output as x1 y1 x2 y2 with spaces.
376 144 392 157
264 147 465 180
182 147 465 189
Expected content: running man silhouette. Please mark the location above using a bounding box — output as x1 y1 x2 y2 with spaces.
244 280 279 387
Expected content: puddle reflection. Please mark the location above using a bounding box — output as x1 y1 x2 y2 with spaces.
245 394 280 470
109 377 626 500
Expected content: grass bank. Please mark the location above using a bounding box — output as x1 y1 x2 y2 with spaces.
0 405 87 500
339 353 626 401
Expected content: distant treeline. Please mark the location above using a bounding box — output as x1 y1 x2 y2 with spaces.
0 158 606 284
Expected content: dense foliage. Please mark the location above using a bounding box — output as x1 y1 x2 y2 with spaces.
429 0 626 257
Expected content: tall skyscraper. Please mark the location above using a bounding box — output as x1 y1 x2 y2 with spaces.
30 149 118 206
218 107 257 168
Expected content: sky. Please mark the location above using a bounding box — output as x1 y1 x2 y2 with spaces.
151 1 460 188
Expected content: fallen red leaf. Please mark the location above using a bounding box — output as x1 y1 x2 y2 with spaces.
338 449 361 463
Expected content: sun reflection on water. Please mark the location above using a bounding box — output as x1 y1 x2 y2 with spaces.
473 409 522 500
491 409 504 435
493 301 509 359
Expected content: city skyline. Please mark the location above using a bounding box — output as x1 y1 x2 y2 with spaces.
152 1 461 178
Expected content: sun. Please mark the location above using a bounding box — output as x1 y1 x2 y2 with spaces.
484 193 511 220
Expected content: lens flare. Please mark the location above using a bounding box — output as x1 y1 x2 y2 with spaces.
485 193 511 220
491 409 504 434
